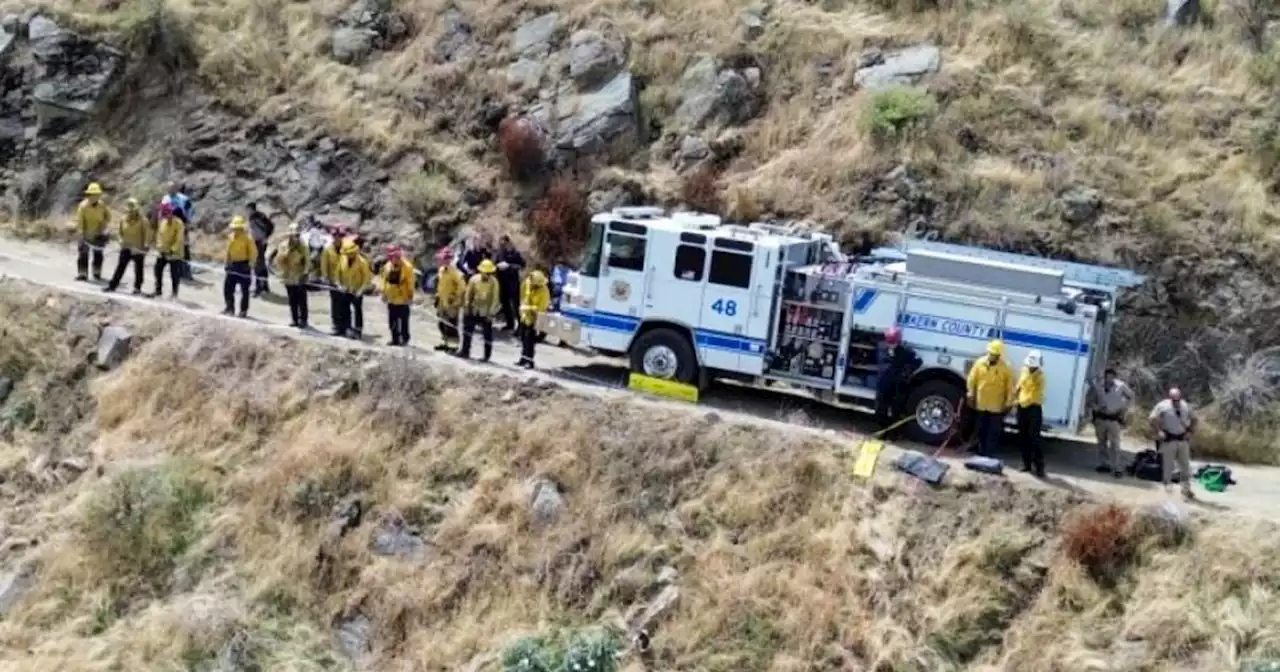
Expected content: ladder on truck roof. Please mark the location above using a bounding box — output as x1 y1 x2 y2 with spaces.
870 239 1146 294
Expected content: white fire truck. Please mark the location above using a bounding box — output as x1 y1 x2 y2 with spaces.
538 207 1145 444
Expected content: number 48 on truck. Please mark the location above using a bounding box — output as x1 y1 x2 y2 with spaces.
537 207 1145 445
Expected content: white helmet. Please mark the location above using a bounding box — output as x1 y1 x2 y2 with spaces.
1025 350 1043 368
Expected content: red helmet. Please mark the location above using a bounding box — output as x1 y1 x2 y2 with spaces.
385 245 402 260
435 246 454 263
158 202 174 216
884 326 902 345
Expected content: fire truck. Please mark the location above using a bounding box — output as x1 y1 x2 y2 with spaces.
538 207 1145 444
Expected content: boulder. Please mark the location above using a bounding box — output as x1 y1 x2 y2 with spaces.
336 612 372 662
0 562 35 616
29 25 126 134
674 55 764 130
513 12 559 56
853 44 941 91
95 325 133 370
331 27 378 65
677 135 710 168
506 57 545 92
1165 0 1200 26
330 0 409 65
434 8 475 62
567 30 625 89
370 509 426 559
527 477 565 526
530 71 640 156
0 31 15 66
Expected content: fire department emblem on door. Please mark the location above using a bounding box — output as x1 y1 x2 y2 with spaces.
610 280 630 301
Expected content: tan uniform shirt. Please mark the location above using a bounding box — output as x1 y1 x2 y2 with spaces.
1093 380 1134 415
1148 399 1195 437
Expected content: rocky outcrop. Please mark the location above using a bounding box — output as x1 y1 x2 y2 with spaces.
1165 0 1200 26
433 8 475 62
674 55 764 131
853 44 941 91
329 0 410 65
567 29 626 89
95 325 132 370
0 14 125 136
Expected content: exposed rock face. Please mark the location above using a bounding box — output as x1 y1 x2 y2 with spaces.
567 29 626 89
1058 185 1103 226
11 15 127 135
674 55 765 130
95 325 133 370
853 44 941 91
434 8 475 62
329 0 410 65
513 12 559 56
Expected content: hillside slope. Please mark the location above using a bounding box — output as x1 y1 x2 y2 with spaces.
0 287 1277 671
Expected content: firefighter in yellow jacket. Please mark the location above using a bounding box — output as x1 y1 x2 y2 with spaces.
273 223 311 329
337 239 372 339
152 202 185 299
1015 350 1046 477
433 247 465 352
965 339 1015 457
380 245 415 346
75 182 111 281
458 258 500 361
321 227 348 335
517 270 551 369
223 215 257 317
104 198 150 294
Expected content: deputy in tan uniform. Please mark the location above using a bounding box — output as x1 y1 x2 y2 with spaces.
1148 387 1197 500
1091 367 1135 478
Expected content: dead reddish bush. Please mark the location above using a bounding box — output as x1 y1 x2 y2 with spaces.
680 166 723 214
1060 503 1135 581
498 115 545 182
530 179 589 265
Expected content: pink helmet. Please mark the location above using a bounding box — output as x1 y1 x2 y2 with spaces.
884 326 902 345
158 202 174 216
385 245 402 261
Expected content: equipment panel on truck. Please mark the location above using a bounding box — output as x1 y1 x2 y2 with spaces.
544 207 1144 445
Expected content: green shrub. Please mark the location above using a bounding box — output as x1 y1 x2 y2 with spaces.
503 635 560 672
562 630 621 672
81 462 211 596
862 87 938 140
392 170 461 224
502 629 621 672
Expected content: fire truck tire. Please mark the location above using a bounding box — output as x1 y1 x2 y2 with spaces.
630 328 698 384
904 379 964 445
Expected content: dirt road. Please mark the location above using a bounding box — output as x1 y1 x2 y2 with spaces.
3 236 1278 523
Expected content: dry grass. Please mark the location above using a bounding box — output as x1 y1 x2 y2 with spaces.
0 287 1278 670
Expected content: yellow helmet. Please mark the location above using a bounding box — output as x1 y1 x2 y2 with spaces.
125 197 140 211
288 222 300 234
229 215 247 230
477 259 497 274
986 339 1004 356
84 182 103 196
529 270 547 286
341 239 359 254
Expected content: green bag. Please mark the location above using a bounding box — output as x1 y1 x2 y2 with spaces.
1195 465 1231 493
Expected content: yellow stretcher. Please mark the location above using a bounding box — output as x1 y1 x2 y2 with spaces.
849 414 915 480
627 373 700 403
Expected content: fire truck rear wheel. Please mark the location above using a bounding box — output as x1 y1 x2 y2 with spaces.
904 379 964 446
630 328 698 384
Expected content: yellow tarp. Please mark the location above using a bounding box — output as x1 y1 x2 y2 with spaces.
627 373 699 403
852 439 885 480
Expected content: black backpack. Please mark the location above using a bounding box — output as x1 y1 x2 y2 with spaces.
1128 449 1164 482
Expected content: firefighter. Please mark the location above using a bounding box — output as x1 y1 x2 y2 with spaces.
152 202 185 299
1090 367 1134 478
337 239 372 339
321 227 349 336
1015 350 1046 478
223 215 257 317
517 269 551 368
75 182 111 282
380 245 415 346
458 258 500 361
273 223 311 328
160 182 194 280
433 247 464 352
495 234 526 331
874 326 922 432
247 202 274 296
1148 387 1197 500
104 198 150 295
965 339 1015 457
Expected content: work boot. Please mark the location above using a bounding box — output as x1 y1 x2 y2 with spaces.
238 310 248 319
482 345 492 362
222 308 234 316
434 343 452 352
1035 467 1047 479
76 274 88 281
1094 465 1110 474
93 272 103 282
132 288 142 296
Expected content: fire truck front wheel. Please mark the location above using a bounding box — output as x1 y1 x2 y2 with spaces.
904 379 964 445
630 328 698 384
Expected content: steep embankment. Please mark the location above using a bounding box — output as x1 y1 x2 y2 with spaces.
0 286 1277 671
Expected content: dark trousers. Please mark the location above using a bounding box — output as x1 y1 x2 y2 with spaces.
107 248 144 292
330 289 348 332
499 281 519 329
153 256 181 296
976 411 1004 457
77 237 105 278
286 284 308 326
348 294 364 335
874 382 906 428
181 240 193 279
460 314 493 360
519 321 538 364
439 312 459 344
388 303 410 344
253 240 270 293
1017 404 1045 474
224 261 251 314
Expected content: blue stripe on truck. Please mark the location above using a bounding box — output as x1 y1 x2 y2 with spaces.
561 308 767 356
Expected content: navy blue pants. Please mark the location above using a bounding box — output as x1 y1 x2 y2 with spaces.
976 411 1004 457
